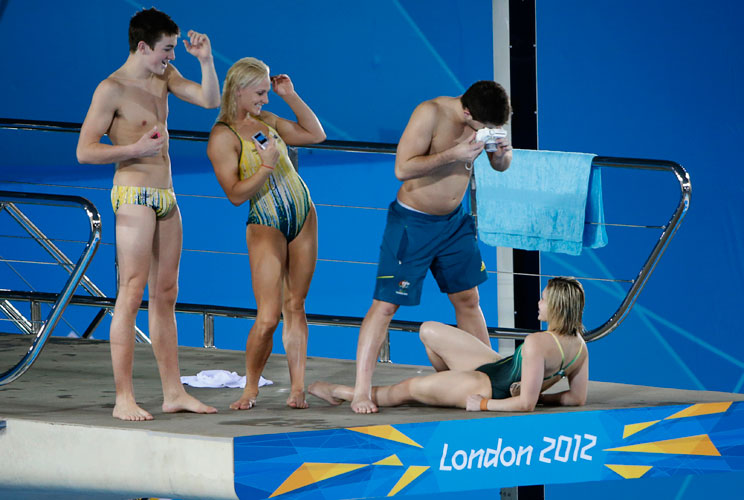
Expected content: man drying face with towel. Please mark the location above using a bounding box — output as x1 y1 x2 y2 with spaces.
350 81 513 413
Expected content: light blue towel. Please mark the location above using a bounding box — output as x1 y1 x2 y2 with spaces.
474 149 608 255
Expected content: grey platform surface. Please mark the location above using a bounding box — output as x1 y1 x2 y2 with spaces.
2 333 743 438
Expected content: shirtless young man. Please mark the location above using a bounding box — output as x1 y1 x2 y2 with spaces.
76 8 220 421
351 81 513 413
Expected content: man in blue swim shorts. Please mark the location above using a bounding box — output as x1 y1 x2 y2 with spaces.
351 81 513 413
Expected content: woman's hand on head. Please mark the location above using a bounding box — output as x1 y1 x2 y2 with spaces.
466 394 486 411
271 74 295 97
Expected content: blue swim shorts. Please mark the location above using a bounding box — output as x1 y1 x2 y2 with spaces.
373 201 487 306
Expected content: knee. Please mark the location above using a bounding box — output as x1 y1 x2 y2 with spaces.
116 280 147 311
253 314 281 338
419 321 445 344
370 300 398 319
150 281 179 307
406 378 427 402
450 288 480 311
282 294 306 316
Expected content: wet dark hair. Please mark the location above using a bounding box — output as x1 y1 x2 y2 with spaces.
128 8 179 53
460 81 511 126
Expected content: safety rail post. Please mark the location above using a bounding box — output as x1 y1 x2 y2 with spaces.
203 313 215 349
30 300 41 334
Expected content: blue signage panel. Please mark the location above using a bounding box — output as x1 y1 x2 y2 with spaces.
233 402 744 499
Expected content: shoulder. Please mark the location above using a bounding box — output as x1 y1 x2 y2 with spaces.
258 110 279 129
402 100 441 135
412 99 441 120
522 332 551 356
164 64 184 81
209 122 240 144
94 76 125 99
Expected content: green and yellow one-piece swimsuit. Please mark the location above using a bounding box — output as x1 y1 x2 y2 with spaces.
217 120 312 241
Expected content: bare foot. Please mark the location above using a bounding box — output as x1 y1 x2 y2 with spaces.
162 391 218 414
287 389 309 409
351 396 378 414
308 382 343 406
113 398 153 421
230 396 256 410
230 388 258 410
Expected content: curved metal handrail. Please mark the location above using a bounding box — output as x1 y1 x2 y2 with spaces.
477 157 691 342
0 190 102 385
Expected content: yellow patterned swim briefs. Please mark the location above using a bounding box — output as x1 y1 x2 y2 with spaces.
110 185 177 219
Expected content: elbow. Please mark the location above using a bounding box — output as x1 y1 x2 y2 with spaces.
394 164 410 182
520 401 537 412
207 97 221 109
518 396 538 412
227 195 243 207
200 95 221 109
76 147 91 164
562 392 587 407
311 130 326 144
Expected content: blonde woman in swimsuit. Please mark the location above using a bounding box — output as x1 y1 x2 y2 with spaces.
208 57 325 410
309 277 588 412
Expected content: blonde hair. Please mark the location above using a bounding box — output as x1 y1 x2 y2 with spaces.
217 57 270 124
545 277 585 336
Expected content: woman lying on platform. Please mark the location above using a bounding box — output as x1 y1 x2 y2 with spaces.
309 277 588 412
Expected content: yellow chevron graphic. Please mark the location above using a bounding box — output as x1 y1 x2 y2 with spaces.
347 425 423 448
664 402 732 420
605 434 720 456
387 465 430 496
623 420 660 438
269 462 368 497
375 454 404 466
605 464 653 479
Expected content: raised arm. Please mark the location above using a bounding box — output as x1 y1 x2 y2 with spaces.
167 30 220 109
262 75 325 146
207 124 278 206
394 102 483 181
76 79 166 165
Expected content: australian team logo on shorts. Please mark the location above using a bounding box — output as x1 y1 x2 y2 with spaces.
395 280 411 296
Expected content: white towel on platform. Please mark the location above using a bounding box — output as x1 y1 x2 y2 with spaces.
180 370 273 389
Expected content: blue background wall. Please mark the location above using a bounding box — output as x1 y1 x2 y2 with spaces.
536 0 744 395
1 1 743 497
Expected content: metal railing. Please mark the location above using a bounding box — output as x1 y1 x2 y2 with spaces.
0 197 151 344
0 191 101 386
0 118 691 368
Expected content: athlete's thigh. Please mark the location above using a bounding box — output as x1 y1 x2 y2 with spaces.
149 206 183 291
285 205 317 299
423 322 501 371
246 224 289 312
411 370 492 408
114 204 157 286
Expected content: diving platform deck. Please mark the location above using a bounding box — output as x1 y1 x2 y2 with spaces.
1 334 743 499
